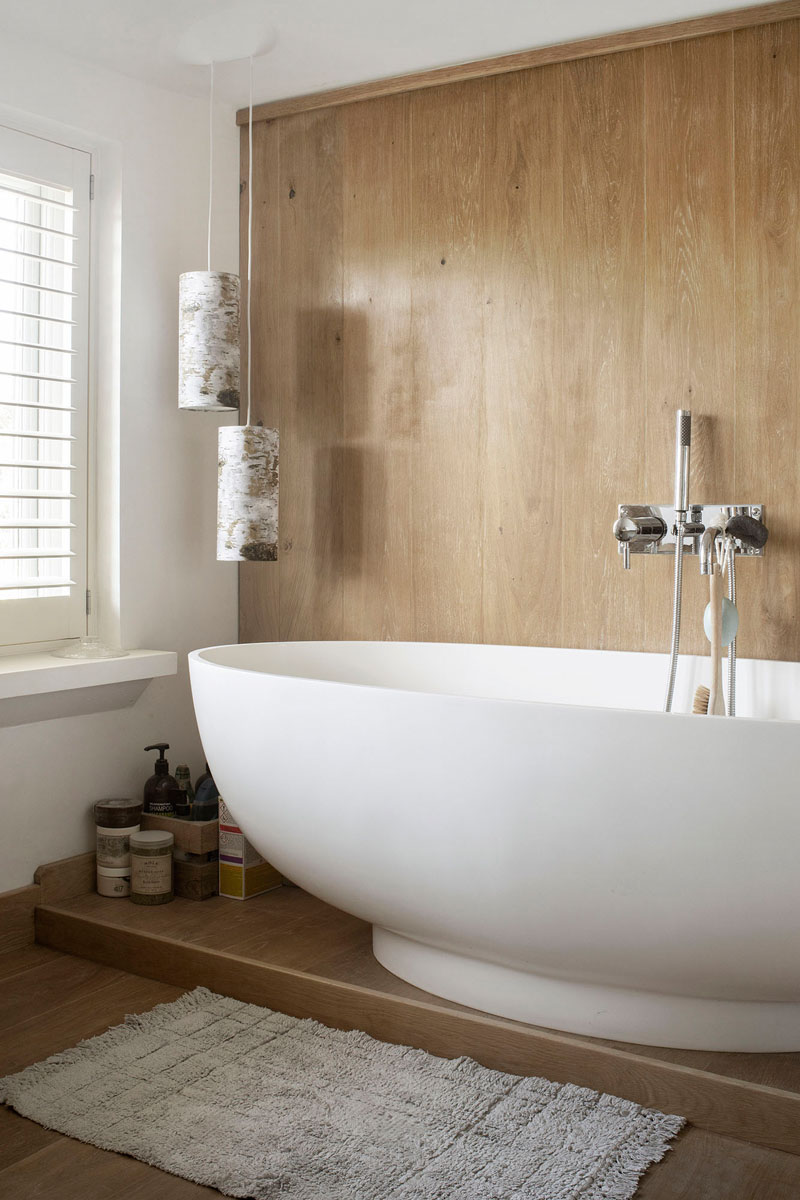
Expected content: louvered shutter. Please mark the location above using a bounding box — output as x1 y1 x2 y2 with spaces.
0 124 90 646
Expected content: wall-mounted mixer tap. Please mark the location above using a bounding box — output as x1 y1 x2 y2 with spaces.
612 511 668 569
612 409 766 715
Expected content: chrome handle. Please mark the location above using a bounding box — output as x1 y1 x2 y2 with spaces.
613 513 667 570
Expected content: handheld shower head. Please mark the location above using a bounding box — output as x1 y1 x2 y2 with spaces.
674 409 692 517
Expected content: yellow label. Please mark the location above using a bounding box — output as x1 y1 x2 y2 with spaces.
219 860 282 900
218 863 244 899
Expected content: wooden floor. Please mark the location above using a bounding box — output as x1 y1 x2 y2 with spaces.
1 944 800 1199
3 886 800 1197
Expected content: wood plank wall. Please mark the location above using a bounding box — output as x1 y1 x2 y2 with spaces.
239 19 800 660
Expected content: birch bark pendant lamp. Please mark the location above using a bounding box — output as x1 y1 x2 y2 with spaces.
179 62 241 411
217 59 279 561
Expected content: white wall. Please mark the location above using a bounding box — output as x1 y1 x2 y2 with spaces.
0 33 240 889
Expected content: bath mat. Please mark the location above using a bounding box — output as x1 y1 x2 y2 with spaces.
0 987 683 1199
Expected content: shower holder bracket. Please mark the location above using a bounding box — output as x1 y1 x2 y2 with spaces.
615 503 765 563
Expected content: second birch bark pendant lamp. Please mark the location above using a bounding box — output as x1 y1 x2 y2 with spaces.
217 60 279 562
179 62 240 411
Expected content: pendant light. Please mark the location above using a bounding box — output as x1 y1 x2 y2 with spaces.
217 57 279 561
179 61 241 410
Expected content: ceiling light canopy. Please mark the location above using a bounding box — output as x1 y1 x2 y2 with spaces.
175 0 277 65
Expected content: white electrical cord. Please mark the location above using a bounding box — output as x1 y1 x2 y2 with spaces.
246 54 253 428
207 60 214 273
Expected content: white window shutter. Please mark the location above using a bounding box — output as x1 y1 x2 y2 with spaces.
0 124 91 646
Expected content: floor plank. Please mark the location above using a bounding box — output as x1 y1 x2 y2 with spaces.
637 1127 800 1199
0 944 65 982
1 946 800 1198
0 1107 59 1172
0 953 124 1030
0 1133 219 1199
0 971 183 1077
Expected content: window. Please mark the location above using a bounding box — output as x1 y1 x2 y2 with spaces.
0 124 91 647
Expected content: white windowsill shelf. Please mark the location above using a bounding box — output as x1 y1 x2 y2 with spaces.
0 649 178 727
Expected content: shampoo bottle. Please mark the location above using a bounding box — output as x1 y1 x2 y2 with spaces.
143 743 178 815
193 765 219 821
174 764 194 817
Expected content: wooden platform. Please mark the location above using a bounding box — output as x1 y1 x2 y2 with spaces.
32 886 800 1157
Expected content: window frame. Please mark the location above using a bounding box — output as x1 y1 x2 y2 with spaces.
0 120 92 650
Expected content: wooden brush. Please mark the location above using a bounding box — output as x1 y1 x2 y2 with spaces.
708 566 725 714
693 684 710 714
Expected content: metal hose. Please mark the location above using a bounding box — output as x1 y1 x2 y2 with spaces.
727 548 737 717
664 524 685 713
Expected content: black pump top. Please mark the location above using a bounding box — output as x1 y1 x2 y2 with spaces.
144 743 170 775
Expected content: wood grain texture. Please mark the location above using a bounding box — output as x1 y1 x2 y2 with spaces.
237 2 800 124
410 82 486 642
561 51 646 650
33 890 800 1094
0 1108 59 1175
733 19 800 660
644 32 736 656
341 95 414 639
0 1134 220 1199
34 896 800 1155
3 951 800 1198
33 852 94 906
482 67 563 646
276 108 344 642
140 815 218 856
0 945 63 982
636 1126 800 1198
240 18 800 661
0 885 40 953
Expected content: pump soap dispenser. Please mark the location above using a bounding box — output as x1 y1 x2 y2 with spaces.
143 744 178 816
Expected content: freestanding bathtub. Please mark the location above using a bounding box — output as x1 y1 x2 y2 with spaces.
189 641 800 1053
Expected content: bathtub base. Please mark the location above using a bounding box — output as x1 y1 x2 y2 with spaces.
373 928 800 1053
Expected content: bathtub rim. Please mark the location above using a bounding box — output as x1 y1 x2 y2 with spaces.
189 641 800 728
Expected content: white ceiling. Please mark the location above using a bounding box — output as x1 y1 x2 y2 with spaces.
0 0 761 108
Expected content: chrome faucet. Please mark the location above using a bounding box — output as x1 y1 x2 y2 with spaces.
611 409 766 715
612 511 668 570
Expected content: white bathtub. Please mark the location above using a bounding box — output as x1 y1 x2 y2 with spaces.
189 641 800 1052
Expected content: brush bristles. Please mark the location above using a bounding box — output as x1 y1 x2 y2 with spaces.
693 684 710 714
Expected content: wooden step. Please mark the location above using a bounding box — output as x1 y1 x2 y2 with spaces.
34 890 800 1157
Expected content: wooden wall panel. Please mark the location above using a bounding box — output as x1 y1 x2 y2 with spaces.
561 52 646 651
482 67 563 647
734 20 800 660
277 110 344 641
644 33 736 656
240 16 800 665
341 96 414 640
409 82 486 644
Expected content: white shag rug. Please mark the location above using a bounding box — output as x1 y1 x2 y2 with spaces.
0 987 684 1199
